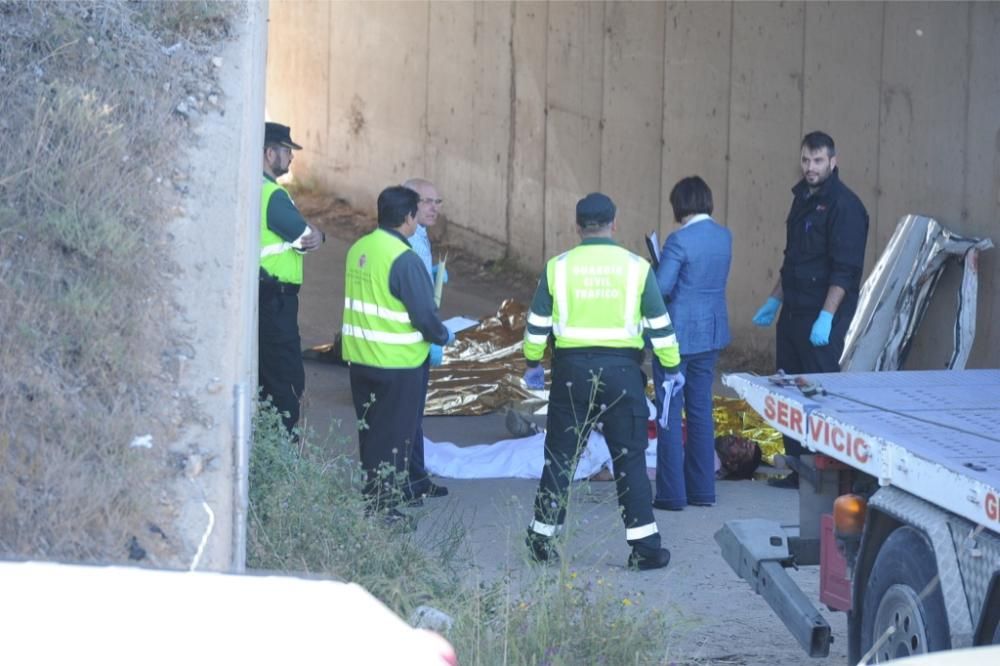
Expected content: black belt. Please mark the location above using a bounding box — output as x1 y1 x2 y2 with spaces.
259 279 300 295
554 347 643 364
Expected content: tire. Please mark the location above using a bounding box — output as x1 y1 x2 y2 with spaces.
859 526 951 662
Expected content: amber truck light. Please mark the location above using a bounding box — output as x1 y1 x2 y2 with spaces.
833 494 867 537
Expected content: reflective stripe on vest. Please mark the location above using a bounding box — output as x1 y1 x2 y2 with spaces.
260 178 303 284
549 245 646 348
261 242 294 259
342 229 430 368
343 296 413 324
341 324 424 345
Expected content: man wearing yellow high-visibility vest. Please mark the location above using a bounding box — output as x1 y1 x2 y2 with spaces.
259 122 324 433
342 186 453 523
522 192 684 571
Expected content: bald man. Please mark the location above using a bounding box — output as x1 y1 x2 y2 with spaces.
401 178 449 502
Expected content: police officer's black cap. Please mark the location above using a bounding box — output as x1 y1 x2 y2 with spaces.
576 192 616 227
264 122 302 150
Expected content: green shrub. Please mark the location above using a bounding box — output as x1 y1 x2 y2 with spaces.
248 402 463 616
248 402 671 665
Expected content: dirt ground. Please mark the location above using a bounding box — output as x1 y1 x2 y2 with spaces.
294 197 848 665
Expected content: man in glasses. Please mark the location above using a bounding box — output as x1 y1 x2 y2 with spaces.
259 122 325 433
401 177 450 503
402 178 447 284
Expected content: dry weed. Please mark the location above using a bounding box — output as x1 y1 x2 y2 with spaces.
0 1 236 564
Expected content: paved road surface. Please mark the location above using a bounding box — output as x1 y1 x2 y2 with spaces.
295 230 848 665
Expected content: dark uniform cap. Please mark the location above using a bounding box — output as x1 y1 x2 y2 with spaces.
264 122 303 150
576 192 616 226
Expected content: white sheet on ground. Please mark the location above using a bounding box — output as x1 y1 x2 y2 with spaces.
425 431 657 480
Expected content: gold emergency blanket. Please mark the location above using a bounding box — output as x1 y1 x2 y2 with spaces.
712 396 784 465
425 300 543 416
311 298 782 456
427 300 784 463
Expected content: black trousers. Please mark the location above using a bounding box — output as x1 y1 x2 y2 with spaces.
349 360 427 508
258 286 304 433
533 351 659 549
407 361 432 496
775 306 852 456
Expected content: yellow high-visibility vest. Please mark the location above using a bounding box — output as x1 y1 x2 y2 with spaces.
342 229 429 369
260 178 303 285
548 244 647 350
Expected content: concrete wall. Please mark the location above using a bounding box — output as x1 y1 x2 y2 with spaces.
167 3 268 571
266 1 1000 368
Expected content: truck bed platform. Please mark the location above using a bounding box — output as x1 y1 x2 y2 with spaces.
724 369 1000 535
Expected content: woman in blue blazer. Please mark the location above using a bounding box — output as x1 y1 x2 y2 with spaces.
652 176 732 510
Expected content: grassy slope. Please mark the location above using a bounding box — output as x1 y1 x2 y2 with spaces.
0 0 232 565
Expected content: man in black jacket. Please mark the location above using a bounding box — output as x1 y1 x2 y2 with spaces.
752 131 869 488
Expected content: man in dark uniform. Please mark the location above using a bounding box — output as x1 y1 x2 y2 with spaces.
752 131 869 488
259 122 325 433
341 186 453 522
522 192 683 570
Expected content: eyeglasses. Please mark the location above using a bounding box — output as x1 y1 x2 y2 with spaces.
419 197 443 205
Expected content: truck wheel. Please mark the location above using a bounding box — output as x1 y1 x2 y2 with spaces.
859 526 950 662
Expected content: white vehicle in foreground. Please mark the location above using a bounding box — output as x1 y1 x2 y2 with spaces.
0 561 457 665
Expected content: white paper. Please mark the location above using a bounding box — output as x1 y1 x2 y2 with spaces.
442 316 478 334
658 379 675 428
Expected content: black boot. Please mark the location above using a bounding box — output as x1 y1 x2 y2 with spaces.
767 471 799 489
627 545 671 571
364 506 416 532
403 481 448 505
424 482 449 498
525 529 559 564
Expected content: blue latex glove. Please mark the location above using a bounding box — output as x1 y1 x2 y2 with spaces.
432 263 449 284
670 371 685 396
809 310 834 346
752 297 782 327
524 365 545 390
429 344 443 367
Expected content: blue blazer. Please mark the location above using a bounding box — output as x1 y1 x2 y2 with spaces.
655 216 732 356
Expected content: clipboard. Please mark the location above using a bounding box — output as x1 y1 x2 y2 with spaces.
645 231 661 270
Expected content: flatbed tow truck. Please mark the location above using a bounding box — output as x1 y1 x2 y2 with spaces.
716 369 1000 663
